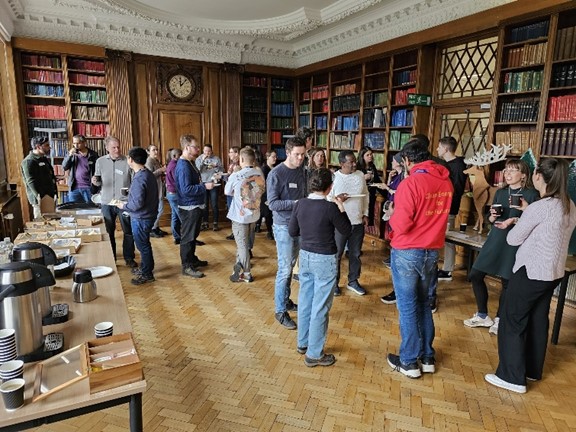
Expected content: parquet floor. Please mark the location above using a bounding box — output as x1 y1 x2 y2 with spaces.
32 226 576 431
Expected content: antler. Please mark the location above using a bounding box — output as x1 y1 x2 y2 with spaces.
464 144 513 166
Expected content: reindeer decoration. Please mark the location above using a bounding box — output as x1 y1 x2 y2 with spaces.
463 144 512 234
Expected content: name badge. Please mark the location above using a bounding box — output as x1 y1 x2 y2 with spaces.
115 169 124 175
39 162 45 166
89 161 94 165
289 183 297 189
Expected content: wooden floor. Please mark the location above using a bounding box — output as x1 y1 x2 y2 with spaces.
32 226 576 431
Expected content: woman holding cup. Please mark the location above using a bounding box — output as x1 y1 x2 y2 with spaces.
463 159 538 334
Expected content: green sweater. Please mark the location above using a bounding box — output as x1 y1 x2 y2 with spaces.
20 151 57 205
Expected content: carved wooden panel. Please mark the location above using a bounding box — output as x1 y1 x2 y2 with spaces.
158 110 203 154
106 50 134 151
157 64 203 105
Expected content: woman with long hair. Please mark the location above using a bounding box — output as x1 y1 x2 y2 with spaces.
463 159 539 334
307 147 327 170
356 147 385 227
486 158 576 393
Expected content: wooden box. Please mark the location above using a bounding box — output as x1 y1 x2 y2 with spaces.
86 333 143 394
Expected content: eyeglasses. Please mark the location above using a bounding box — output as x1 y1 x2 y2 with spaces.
503 168 520 173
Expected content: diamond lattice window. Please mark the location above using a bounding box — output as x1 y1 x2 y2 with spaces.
438 36 498 99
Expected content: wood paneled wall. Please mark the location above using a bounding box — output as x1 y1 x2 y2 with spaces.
106 50 135 153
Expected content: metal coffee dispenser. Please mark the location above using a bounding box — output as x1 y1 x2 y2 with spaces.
0 262 64 362
11 242 69 325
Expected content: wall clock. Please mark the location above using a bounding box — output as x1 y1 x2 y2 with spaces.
167 72 196 100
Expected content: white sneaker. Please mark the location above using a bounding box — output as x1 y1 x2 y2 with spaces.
485 374 526 393
489 317 499 335
463 313 494 328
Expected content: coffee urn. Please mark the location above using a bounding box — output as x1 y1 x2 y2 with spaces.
11 242 69 325
0 262 64 362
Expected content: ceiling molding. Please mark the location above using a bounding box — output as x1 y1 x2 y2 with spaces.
7 0 515 67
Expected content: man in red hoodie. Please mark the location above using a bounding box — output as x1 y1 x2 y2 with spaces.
387 139 453 379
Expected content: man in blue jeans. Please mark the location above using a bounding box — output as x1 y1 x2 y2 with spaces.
115 147 159 285
267 137 307 330
387 139 453 378
62 134 99 203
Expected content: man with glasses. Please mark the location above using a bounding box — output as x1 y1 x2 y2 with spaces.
21 136 58 219
175 134 214 278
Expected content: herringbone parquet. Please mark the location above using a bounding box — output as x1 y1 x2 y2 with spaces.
30 227 576 431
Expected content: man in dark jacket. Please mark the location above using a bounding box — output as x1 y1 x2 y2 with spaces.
62 134 99 203
115 147 159 285
20 136 57 219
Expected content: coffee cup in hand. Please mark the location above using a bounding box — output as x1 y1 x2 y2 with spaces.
121 187 129 197
491 204 503 216
510 194 522 208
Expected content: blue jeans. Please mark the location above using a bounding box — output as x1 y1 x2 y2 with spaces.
166 192 181 241
297 250 337 359
67 188 91 203
101 204 135 262
203 188 219 224
131 218 155 276
391 248 438 365
273 224 299 313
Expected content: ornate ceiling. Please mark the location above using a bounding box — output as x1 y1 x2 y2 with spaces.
0 0 515 68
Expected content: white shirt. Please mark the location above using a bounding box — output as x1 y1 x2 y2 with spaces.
328 170 368 225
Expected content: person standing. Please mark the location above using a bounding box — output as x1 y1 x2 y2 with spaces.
387 139 453 379
115 147 159 285
435 136 467 281
196 143 223 232
21 136 58 219
61 134 99 203
357 146 385 227
255 150 277 240
175 134 213 278
225 147 265 283
486 158 576 394
91 136 137 267
289 168 351 367
225 146 241 241
145 145 167 238
267 137 307 330
165 147 182 244
328 150 369 296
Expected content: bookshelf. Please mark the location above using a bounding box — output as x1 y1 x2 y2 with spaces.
270 78 295 159
18 51 110 179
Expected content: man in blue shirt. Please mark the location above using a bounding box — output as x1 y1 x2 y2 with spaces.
115 147 158 285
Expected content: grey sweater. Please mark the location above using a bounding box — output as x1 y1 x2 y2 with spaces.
93 155 132 204
266 163 307 225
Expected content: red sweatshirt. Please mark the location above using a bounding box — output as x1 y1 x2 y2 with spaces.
390 160 453 250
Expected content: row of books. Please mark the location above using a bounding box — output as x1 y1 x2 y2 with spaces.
314 115 328 130
363 132 385 150
494 130 536 155
27 120 67 139
271 78 292 89
26 104 66 119
505 42 547 68
21 54 61 69
550 64 576 88
331 114 360 131
299 103 310 113
372 153 384 171
70 89 107 104
394 87 416 105
69 73 106 86
554 25 576 61
271 103 294 117
242 114 267 130
364 91 388 107
311 85 329 100
331 94 361 111
271 131 286 145
541 127 576 156
298 114 310 127
243 76 267 87
362 108 386 128
547 95 576 121
498 99 539 122
390 109 414 127
74 122 109 138
316 132 328 147
271 90 293 102
242 131 267 145
508 20 549 44
87 139 106 156
333 83 358 96
329 150 342 166
25 84 64 97
68 59 105 72
243 96 267 113
389 131 412 150
501 70 543 93
314 100 329 113
329 132 358 149
271 117 293 129
22 69 63 83
72 105 108 121
392 69 416 86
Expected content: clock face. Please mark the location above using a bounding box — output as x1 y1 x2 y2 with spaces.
167 73 195 100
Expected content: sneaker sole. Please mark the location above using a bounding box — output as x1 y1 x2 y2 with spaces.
304 356 335 367
346 285 366 296
421 364 435 373
387 357 422 379
380 298 396 304
463 320 493 328
485 373 526 393
438 277 452 281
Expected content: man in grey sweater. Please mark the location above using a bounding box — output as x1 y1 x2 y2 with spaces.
91 136 137 267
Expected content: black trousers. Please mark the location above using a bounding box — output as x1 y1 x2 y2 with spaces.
496 266 559 385
469 268 508 317
101 204 135 262
179 207 203 268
